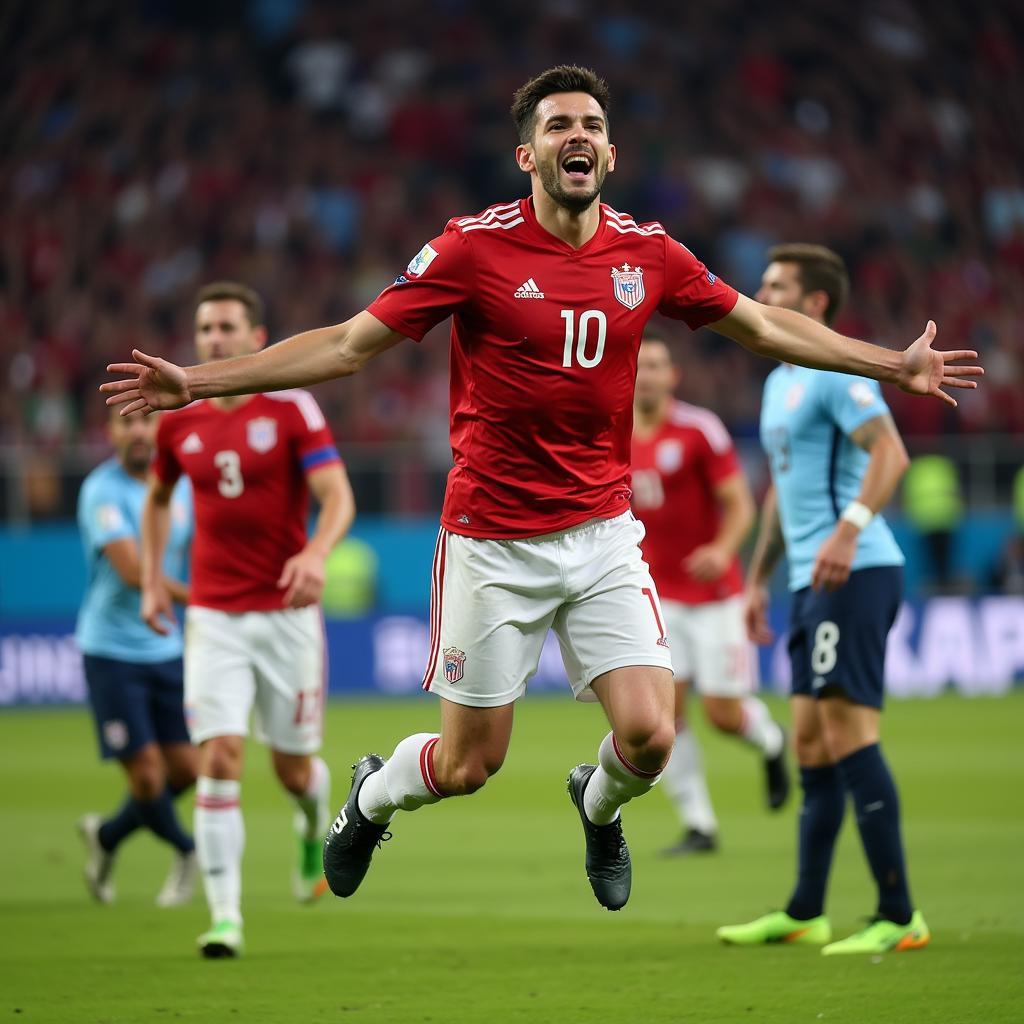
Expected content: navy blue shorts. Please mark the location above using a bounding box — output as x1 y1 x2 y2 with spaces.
82 654 190 760
788 566 902 710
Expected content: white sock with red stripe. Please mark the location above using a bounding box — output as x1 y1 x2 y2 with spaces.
739 697 785 758
195 776 244 926
661 724 718 836
583 731 663 826
292 756 331 841
357 733 443 825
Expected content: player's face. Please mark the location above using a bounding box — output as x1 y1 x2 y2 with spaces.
194 300 265 363
108 410 158 474
755 262 816 318
521 92 615 213
634 341 677 413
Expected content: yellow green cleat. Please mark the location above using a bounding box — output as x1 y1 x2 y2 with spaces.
717 910 831 946
822 910 930 955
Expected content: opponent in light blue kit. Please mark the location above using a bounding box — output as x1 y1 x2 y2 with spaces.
76 407 197 907
718 244 929 955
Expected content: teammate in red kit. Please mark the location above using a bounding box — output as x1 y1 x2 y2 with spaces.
140 282 356 956
104 67 981 913
632 335 788 856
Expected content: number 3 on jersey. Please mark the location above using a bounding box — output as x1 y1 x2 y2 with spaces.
214 449 244 498
561 309 607 368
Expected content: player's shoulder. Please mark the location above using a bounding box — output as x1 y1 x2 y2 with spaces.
668 400 733 451
261 389 328 430
444 199 526 237
600 203 667 239
80 458 121 499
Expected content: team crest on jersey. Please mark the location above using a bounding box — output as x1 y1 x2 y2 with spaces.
443 646 466 684
611 263 645 310
656 439 684 474
247 417 278 453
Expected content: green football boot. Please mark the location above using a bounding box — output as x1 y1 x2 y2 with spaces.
717 910 831 946
822 910 930 956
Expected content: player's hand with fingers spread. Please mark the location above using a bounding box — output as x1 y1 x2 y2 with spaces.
141 581 176 636
278 548 327 608
100 350 193 416
811 522 859 593
896 321 983 408
684 542 731 582
744 583 774 646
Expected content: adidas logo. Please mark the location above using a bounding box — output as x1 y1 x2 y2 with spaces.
514 278 544 299
181 432 204 454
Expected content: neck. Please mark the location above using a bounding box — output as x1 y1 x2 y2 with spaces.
531 185 602 249
121 463 148 482
633 397 670 435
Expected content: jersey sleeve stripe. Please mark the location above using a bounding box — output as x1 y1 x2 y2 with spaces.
671 402 734 453
300 445 341 471
265 390 327 431
456 202 522 227
460 216 525 233
606 221 666 236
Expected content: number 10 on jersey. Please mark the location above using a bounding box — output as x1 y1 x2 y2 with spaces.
561 309 607 368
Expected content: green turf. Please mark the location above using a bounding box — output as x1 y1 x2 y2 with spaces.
1 692 1022 1023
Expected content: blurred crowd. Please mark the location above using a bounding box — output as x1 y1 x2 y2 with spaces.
2 0 1023 500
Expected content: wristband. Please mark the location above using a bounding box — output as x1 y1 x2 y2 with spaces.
840 500 873 530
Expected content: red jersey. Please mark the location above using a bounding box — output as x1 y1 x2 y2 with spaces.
631 400 745 604
153 391 341 612
368 197 738 538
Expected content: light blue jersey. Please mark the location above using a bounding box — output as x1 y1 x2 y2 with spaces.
76 459 193 662
760 365 904 592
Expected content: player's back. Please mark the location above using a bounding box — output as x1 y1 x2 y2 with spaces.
631 401 745 603
760 365 903 591
369 197 738 539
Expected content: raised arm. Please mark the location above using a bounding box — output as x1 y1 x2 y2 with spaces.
102 311 406 415
711 294 982 407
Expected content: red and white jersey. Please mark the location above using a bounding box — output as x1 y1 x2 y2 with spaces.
153 391 341 612
367 196 738 539
631 401 745 605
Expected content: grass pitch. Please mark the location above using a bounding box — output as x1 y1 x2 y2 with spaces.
1 692 1022 1023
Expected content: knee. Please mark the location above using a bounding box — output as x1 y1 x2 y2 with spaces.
793 727 828 766
436 752 504 797
202 741 242 780
617 721 675 772
126 747 165 800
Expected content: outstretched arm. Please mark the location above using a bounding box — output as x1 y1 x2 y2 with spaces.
102 311 405 415
711 294 982 407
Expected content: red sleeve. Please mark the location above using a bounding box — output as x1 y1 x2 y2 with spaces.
285 392 343 474
152 415 182 485
366 225 475 342
658 236 739 329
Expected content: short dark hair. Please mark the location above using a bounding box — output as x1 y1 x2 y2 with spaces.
195 281 265 327
510 65 611 143
765 244 849 326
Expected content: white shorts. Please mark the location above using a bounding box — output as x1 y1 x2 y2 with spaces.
421 512 674 707
184 604 325 754
660 595 757 698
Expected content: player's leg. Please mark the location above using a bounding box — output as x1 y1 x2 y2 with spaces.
691 597 789 810
153 740 199 907
554 512 675 909
185 606 254 957
660 679 719 853
325 526 553 898
247 604 333 903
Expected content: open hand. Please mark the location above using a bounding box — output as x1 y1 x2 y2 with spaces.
897 321 983 407
141 582 176 636
744 583 774 645
100 350 192 415
684 543 731 582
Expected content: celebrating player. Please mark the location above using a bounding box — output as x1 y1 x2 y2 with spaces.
103 67 981 913
141 282 356 957
717 244 929 954
76 407 197 907
632 335 788 856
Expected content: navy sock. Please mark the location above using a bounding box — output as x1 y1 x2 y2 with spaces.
836 743 913 926
785 764 846 920
98 796 142 853
135 787 195 854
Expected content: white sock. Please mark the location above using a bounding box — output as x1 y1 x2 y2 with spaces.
661 725 718 836
740 697 785 758
195 776 244 927
583 731 662 826
292 756 331 840
357 733 443 824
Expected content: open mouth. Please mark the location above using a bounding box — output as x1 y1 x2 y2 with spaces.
561 151 594 180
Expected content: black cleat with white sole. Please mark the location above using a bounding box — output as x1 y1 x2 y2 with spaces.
322 754 391 898
566 764 631 911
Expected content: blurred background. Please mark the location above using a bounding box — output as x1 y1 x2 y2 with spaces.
1 0 1022 702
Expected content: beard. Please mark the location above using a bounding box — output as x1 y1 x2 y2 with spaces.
123 443 153 475
537 158 606 213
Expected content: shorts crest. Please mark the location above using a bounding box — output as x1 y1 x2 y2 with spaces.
443 646 466 684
